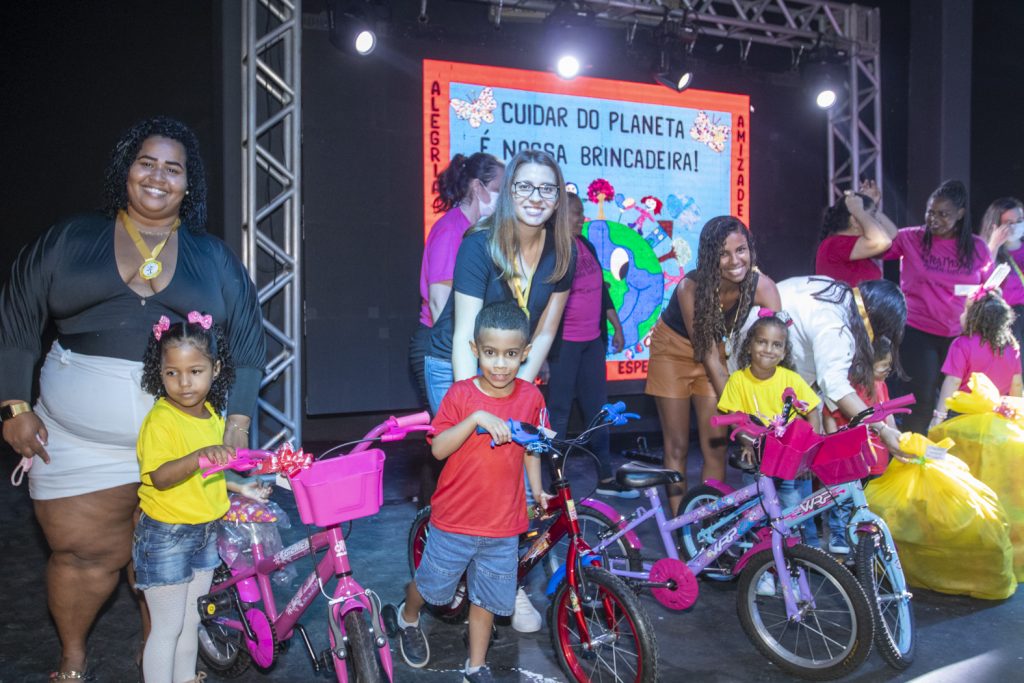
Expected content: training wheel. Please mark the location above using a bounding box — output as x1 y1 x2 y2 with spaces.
244 607 276 668
650 558 699 610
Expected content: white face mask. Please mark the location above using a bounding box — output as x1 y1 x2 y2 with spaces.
1010 221 1024 242
477 188 500 219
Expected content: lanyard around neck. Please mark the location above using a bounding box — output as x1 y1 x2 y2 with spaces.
119 210 180 280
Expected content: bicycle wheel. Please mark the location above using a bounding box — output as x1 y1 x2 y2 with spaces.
736 544 874 680
855 531 915 670
545 505 642 577
677 484 759 582
406 505 470 623
329 608 384 683
198 566 253 677
549 565 660 683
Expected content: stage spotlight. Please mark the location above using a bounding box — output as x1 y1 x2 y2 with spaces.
800 44 846 110
327 1 378 56
556 55 581 79
655 68 693 93
815 87 837 109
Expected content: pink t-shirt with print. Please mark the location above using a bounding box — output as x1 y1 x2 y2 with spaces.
418 207 470 327
884 227 991 337
998 244 1024 307
941 334 1021 394
561 237 604 342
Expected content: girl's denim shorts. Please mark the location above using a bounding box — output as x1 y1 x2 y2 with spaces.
132 512 220 591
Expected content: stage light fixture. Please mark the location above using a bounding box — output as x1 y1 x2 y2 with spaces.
327 1 378 56
800 44 846 110
652 15 697 93
655 68 693 93
556 55 582 79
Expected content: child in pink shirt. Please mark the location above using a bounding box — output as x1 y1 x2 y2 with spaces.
930 290 1023 429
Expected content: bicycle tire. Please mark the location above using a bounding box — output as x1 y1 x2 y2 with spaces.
548 565 660 683
197 567 253 677
736 544 874 680
855 531 915 670
677 484 759 582
329 609 384 683
545 505 642 577
406 505 470 623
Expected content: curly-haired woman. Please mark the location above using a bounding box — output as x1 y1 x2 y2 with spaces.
645 216 780 514
0 116 265 678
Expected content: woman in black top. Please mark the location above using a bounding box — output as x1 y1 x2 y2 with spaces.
0 117 265 677
645 216 779 515
423 149 576 411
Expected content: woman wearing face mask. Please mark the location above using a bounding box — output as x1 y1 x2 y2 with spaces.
979 197 1024 370
883 180 992 433
410 153 503 506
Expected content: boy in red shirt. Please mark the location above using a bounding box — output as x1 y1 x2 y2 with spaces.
384 302 549 683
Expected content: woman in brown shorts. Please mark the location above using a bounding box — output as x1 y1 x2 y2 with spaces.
646 216 780 514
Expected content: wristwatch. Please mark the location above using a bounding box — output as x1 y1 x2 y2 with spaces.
0 402 32 422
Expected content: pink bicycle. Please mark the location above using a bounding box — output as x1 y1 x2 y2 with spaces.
194 412 433 682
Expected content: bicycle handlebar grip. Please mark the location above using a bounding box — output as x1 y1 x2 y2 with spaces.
710 413 748 428
602 401 626 416
882 394 916 410
392 411 431 428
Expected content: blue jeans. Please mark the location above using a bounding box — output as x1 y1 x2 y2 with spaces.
743 475 819 547
132 512 220 590
828 496 854 546
423 355 454 415
415 525 519 616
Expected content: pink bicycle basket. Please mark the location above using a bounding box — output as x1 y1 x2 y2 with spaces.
289 449 386 526
759 419 824 479
810 425 872 485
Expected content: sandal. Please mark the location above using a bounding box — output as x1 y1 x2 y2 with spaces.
48 671 95 681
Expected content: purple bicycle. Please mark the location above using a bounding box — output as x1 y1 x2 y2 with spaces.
194 412 433 682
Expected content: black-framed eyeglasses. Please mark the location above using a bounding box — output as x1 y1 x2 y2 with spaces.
512 181 559 201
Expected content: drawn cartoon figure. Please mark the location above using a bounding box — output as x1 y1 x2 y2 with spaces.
584 219 664 352
689 111 731 153
587 178 615 220
630 195 663 234
450 87 497 128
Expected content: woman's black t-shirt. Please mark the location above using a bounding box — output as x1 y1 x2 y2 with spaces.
428 228 575 360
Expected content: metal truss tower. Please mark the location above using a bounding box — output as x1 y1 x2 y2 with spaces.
242 0 303 448
479 0 882 203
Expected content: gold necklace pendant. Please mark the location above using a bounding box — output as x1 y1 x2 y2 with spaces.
119 210 180 282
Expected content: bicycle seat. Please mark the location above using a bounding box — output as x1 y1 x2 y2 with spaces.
615 463 684 489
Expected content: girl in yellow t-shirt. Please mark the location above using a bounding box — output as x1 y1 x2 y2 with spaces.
718 309 822 548
133 312 268 683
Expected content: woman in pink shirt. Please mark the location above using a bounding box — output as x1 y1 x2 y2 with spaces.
885 180 992 432
410 153 503 507
814 180 898 286
979 197 1024 372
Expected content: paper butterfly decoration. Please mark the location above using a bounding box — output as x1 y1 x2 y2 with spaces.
689 111 731 153
450 87 497 128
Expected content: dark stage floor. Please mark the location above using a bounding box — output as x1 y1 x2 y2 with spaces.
2 436 1021 682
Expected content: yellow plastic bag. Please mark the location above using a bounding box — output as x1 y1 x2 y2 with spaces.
930 373 1024 580
866 441 1016 600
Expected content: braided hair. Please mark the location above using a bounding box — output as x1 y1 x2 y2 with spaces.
922 180 973 270
141 315 235 413
691 216 759 361
103 116 208 233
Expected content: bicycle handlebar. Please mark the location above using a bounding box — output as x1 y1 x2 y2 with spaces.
601 402 640 426
709 413 748 428
198 448 275 478
390 411 431 428
849 393 915 427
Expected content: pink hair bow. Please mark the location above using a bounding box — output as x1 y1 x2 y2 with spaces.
757 308 794 327
152 316 171 340
187 311 213 329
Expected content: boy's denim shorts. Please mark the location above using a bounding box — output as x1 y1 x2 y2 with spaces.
415 524 518 617
132 512 220 591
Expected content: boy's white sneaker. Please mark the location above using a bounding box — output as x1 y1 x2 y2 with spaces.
511 587 542 632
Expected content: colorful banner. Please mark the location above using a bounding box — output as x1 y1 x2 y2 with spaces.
423 60 750 382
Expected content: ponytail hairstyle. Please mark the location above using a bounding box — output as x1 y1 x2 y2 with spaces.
963 291 1017 354
979 197 1024 265
692 216 759 361
737 313 794 371
808 277 907 391
922 180 974 270
472 149 573 285
818 192 876 243
141 313 235 413
432 153 504 214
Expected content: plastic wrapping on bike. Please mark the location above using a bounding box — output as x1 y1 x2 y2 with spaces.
929 372 1024 581
865 447 1016 600
217 499 298 587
